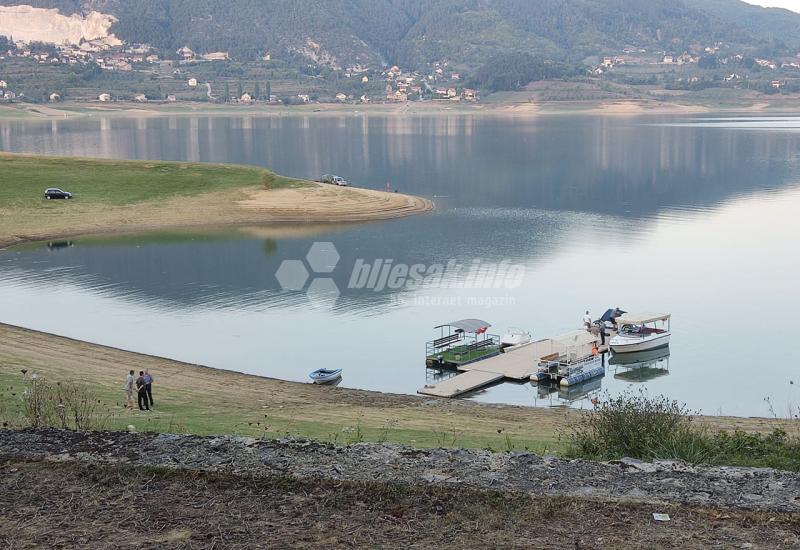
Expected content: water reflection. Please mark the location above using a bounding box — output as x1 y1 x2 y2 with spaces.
1 115 800 416
2 115 799 218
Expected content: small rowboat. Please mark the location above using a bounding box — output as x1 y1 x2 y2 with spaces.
309 368 342 384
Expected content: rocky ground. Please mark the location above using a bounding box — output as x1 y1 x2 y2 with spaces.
1 429 799 548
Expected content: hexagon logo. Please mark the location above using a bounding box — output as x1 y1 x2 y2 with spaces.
306 242 340 273
274 242 342 308
275 260 310 291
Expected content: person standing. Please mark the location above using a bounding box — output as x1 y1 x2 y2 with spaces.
136 371 150 411
143 369 154 408
124 370 135 409
583 310 592 331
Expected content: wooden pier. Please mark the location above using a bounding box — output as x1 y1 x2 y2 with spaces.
418 330 601 398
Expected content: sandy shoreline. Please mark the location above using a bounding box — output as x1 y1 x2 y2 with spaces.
3 97 800 121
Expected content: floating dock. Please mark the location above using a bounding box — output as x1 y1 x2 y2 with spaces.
418 330 600 398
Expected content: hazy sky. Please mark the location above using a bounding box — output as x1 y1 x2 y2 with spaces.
743 0 800 12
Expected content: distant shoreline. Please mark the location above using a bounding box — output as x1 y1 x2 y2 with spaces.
2 96 799 121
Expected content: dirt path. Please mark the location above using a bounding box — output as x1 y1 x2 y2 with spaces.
0 323 790 451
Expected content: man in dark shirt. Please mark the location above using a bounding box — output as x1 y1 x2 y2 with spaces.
143 370 154 407
136 371 150 411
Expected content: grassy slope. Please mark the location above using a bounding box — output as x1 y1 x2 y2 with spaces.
0 153 309 246
0 153 303 206
0 323 790 454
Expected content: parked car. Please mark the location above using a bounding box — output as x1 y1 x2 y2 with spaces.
320 174 348 187
44 188 73 200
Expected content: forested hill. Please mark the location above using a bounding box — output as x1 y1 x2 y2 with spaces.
2 0 799 69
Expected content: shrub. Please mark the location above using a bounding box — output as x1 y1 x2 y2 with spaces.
568 390 697 461
20 374 110 431
568 390 800 471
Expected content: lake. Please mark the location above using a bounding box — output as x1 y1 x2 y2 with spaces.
1 113 799 417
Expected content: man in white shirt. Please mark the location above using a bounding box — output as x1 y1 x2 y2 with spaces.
583 310 592 331
124 370 134 409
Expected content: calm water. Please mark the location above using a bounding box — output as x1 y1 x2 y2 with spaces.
1 114 799 416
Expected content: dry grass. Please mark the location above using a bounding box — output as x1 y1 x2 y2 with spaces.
1 460 798 549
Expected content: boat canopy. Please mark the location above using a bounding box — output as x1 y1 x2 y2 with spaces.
616 312 670 325
434 318 491 333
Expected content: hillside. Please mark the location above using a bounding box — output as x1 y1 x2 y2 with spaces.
2 0 800 69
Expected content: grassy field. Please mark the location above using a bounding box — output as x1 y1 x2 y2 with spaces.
0 153 310 248
0 154 303 208
0 323 792 455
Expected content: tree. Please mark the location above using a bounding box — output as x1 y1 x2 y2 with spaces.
236 82 243 99
254 82 261 99
265 81 271 101
224 82 230 102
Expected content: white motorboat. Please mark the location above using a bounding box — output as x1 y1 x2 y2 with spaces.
309 368 342 384
609 312 671 353
500 327 531 348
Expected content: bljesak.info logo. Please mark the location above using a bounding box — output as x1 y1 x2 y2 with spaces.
274 241 525 307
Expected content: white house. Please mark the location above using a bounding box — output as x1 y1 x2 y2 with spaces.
49 92 61 102
177 46 194 60
188 78 198 88
297 94 310 103
335 92 347 102
134 93 147 102
98 93 111 102
0 80 7 88
240 92 252 103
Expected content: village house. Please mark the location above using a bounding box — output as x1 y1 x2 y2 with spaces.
3 91 16 100
49 92 60 102
167 94 177 102
725 73 741 82
297 94 310 103
601 57 614 68
98 93 111 102
146 54 159 63
662 55 674 64
361 75 369 83
134 93 147 102
360 94 370 103
447 87 457 98
0 80 7 88
451 72 460 80
177 46 194 60
239 92 253 103
771 80 783 89
756 58 777 70
463 89 477 101
335 92 347 102
188 78 198 88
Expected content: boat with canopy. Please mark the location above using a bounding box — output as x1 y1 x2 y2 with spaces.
609 312 671 353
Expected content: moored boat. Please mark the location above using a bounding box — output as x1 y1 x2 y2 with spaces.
309 368 343 384
609 313 671 353
500 327 531 349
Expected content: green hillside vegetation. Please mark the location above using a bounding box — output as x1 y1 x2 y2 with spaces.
3 0 800 67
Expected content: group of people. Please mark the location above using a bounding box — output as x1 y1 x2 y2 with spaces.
583 307 626 345
124 369 154 411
